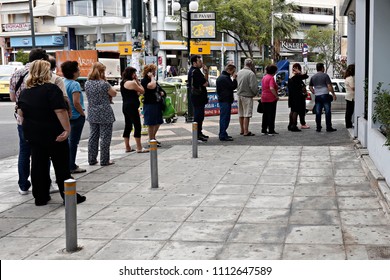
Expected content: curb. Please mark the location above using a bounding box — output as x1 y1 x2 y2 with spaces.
353 138 390 218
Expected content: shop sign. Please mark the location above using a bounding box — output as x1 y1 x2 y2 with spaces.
2 23 31 32
190 41 211 55
280 40 304 52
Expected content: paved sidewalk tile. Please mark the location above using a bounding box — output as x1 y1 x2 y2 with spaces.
0 143 389 260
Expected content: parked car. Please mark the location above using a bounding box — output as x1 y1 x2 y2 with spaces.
162 75 187 85
306 79 346 113
0 65 18 100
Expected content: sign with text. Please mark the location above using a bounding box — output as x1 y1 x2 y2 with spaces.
2 22 30 32
190 41 211 55
191 21 216 39
205 91 238 117
189 12 216 39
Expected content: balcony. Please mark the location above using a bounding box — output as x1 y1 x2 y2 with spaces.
292 13 334 25
55 15 130 29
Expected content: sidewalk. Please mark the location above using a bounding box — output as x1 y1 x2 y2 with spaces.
0 133 390 259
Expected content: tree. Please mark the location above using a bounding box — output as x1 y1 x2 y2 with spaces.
199 0 297 59
15 50 29 65
304 25 340 73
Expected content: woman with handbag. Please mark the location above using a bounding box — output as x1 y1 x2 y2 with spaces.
261 64 279 136
141 64 165 146
120 66 149 153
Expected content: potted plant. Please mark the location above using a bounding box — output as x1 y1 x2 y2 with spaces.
372 82 390 148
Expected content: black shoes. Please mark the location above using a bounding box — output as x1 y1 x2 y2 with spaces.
290 127 302 132
200 133 209 139
62 193 87 205
197 136 208 142
35 196 51 206
220 137 233 141
326 128 337 132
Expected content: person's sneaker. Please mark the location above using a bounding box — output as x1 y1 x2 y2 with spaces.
220 137 233 141
197 136 207 143
70 167 87 174
49 184 60 194
301 124 310 129
18 187 29 195
326 128 337 132
268 132 279 136
200 133 209 139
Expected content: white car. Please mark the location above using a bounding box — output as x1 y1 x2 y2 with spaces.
306 79 346 113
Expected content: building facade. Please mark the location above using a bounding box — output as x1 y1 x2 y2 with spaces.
341 0 390 185
1 0 347 75
0 0 67 63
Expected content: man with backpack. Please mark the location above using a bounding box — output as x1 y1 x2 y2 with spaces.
9 49 64 195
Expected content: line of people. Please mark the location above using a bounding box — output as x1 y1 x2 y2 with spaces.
213 60 355 140
9 48 166 206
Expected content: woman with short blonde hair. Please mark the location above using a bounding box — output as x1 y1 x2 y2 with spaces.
85 62 117 166
17 60 86 206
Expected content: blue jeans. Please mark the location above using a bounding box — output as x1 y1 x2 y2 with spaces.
219 102 231 139
17 124 31 191
315 94 332 130
69 115 85 170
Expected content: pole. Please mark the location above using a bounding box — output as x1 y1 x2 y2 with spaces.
332 6 336 78
149 140 159 188
64 179 77 252
186 7 194 122
271 0 274 63
28 0 36 48
221 32 225 73
192 122 198 158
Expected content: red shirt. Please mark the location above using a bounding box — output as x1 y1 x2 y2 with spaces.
261 74 278 103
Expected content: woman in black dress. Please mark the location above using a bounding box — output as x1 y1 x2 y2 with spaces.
287 63 309 132
120 67 148 153
18 60 86 206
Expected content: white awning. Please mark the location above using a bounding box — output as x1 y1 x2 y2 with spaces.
0 2 29 14
33 4 57 17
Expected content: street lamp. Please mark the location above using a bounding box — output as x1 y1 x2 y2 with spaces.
172 0 199 122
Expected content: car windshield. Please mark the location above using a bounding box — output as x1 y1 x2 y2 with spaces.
164 77 183 83
0 66 15 75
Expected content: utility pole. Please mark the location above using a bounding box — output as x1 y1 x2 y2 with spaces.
29 0 36 47
271 0 274 63
332 6 336 78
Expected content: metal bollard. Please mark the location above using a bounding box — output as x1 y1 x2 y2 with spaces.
64 179 78 252
149 140 159 188
192 122 198 158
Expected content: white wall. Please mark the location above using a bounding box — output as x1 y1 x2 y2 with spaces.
368 0 390 184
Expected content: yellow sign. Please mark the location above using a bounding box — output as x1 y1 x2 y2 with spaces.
190 41 211 55
118 42 132 55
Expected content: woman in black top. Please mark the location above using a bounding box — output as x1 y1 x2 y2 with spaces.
287 63 309 132
120 67 148 153
141 64 165 145
17 60 86 206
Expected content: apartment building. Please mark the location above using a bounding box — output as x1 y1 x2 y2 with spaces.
0 0 67 64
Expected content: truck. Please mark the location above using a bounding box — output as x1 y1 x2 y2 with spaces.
55 50 121 89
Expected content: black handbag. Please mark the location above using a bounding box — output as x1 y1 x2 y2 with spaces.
257 100 264 113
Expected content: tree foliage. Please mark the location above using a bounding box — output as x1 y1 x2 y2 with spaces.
15 50 29 65
304 25 339 73
198 0 298 59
